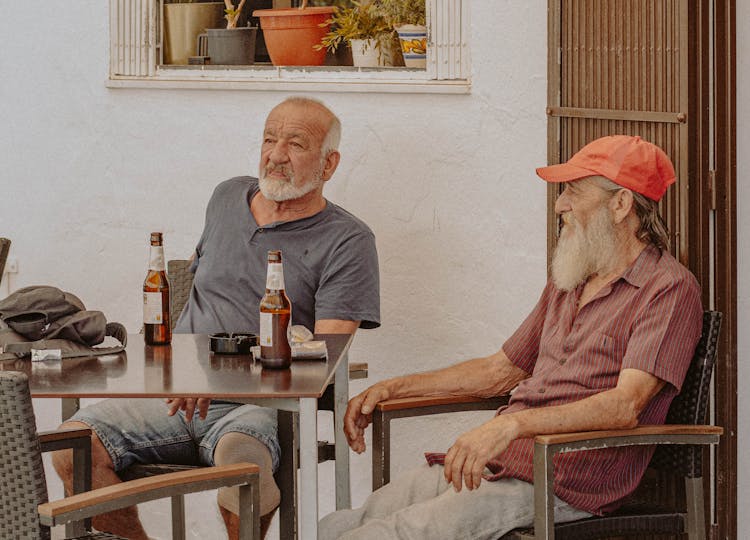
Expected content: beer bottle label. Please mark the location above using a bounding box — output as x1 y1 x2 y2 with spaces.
148 247 165 271
265 263 284 290
259 311 273 345
143 292 164 324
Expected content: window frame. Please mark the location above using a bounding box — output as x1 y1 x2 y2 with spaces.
107 0 471 94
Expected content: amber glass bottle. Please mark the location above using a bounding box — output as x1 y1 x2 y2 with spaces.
259 250 292 369
143 232 171 345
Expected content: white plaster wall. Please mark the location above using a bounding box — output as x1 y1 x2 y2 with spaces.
736 1 749 536
4 1 746 538
0 2 549 538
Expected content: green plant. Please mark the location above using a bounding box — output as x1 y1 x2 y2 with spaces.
319 1 393 53
378 0 425 26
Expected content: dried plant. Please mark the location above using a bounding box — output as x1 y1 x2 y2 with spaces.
319 1 393 53
224 0 248 28
378 0 425 26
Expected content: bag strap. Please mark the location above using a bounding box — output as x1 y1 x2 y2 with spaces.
0 327 21 361
1 322 128 359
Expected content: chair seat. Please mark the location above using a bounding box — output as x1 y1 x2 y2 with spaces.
119 463 199 481
68 532 126 540
121 439 339 482
501 502 686 540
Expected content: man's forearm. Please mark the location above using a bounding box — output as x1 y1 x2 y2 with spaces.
500 389 637 442
382 350 528 401
442 372 666 491
345 348 529 454
500 369 666 440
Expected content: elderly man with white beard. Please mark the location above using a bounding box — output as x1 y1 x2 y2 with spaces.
319 135 702 540
52 97 381 540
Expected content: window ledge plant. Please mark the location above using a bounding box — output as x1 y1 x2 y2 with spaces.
378 0 425 27
319 1 396 66
378 0 426 68
224 0 248 28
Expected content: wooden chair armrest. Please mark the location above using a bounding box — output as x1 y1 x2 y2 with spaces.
530 425 723 539
38 463 260 527
348 361 368 380
38 428 91 452
375 394 507 412
534 424 724 451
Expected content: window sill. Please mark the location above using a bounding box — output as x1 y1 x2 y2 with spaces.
106 64 471 94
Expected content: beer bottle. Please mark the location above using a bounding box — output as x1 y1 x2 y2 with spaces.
259 250 292 369
143 231 171 345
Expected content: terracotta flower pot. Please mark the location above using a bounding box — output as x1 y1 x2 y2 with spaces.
252 7 335 66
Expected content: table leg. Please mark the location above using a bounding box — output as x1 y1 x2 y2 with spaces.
299 397 318 540
62 397 80 421
334 350 351 510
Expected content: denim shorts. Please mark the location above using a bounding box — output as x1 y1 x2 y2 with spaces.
70 398 280 472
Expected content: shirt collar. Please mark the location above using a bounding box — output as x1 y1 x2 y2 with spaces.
619 244 662 288
248 181 330 231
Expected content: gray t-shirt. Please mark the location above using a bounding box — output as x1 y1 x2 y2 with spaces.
174 177 380 335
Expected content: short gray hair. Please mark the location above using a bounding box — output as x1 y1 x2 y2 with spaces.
277 97 341 156
593 176 671 250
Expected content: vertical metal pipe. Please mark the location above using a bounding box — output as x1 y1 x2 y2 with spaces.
170 495 186 540
532 442 555 540
298 398 318 540
334 351 351 510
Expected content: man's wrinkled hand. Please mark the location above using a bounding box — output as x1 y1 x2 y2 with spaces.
343 384 391 454
165 398 211 422
443 417 516 492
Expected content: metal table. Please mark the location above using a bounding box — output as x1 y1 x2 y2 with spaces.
6 332 353 540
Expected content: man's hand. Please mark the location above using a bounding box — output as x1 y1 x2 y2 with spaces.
165 398 211 422
443 416 518 492
343 383 391 453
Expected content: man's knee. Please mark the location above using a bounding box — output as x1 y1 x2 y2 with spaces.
214 432 281 517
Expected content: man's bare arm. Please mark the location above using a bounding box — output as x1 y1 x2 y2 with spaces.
443 368 666 491
315 319 360 334
344 348 530 453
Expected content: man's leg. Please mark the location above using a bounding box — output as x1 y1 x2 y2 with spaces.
51 398 201 540
220 506 277 540
319 464 449 540
198 404 282 540
319 464 592 540
214 432 281 540
51 421 150 540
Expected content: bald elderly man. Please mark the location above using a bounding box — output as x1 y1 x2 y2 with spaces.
53 97 381 539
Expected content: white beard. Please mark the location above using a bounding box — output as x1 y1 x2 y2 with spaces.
551 205 619 291
258 165 324 202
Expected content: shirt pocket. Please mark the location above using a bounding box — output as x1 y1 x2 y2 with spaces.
577 331 628 389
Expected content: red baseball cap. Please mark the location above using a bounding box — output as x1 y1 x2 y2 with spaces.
535 135 676 201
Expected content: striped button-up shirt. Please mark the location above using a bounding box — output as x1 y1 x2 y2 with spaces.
427 245 702 515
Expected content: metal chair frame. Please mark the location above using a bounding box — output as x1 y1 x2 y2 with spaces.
0 237 11 285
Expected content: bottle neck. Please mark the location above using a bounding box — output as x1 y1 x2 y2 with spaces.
265 261 285 291
149 245 165 271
